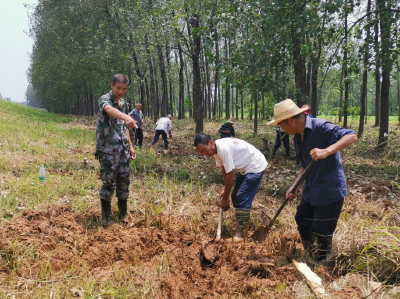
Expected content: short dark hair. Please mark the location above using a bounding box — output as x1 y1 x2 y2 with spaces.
112 74 129 85
194 133 212 146
285 112 304 123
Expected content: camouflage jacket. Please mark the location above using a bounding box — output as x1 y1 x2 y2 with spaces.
96 91 130 156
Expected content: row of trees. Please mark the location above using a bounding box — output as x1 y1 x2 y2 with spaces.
28 0 400 146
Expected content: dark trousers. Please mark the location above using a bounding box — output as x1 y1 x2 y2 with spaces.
231 171 265 209
152 130 168 149
273 131 290 150
295 198 344 238
130 128 143 147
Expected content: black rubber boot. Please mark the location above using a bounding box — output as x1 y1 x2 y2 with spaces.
316 236 333 261
272 148 277 156
285 148 290 158
118 199 128 222
234 208 251 242
101 199 114 224
298 226 316 253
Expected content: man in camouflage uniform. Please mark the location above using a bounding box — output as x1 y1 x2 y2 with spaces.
96 74 137 224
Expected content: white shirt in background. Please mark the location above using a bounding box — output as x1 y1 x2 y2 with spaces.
155 117 172 135
214 138 268 175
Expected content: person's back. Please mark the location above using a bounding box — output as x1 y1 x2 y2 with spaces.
215 138 267 174
152 115 173 150
218 118 235 138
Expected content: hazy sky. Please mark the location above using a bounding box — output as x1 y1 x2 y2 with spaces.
0 1 38 102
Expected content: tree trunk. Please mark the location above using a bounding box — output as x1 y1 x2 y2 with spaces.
306 60 311 100
311 62 318 117
291 31 307 107
241 91 244 120
262 91 265 120
396 19 400 124
343 7 349 128
213 40 219 118
358 0 371 137
254 91 258 135
205 57 211 119
178 42 185 119
374 11 381 126
225 37 230 119
184 61 192 118
378 0 391 148
157 44 168 117
189 14 203 133
90 93 94 116
236 88 239 119
339 69 344 122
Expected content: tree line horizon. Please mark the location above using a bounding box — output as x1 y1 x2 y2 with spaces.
27 0 400 147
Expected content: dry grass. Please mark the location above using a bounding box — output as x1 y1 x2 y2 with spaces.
0 100 400 298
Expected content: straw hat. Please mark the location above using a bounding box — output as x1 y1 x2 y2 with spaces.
227 117 235 124
267 99 308 125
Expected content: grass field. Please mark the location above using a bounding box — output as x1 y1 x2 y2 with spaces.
0 99 399 298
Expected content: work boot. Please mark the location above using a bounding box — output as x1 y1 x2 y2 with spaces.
272 148 277 156
118 199 128 222
234 208 251 242
101 199 114 224
285 148 290 158
298 226 316 254
316 236 333 261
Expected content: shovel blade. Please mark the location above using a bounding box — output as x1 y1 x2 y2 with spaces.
251 226 270 243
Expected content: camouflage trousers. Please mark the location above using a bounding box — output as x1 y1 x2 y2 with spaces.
98 151 130 202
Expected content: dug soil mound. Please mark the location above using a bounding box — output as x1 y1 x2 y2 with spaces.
0 205 303 298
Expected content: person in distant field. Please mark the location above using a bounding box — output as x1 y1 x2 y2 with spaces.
295 104 315 167
151 115 172 150
272 124 290 158
194 134 268 242
268 99 357 261
95 74 137 224
218 118 236 138
129 103 145 148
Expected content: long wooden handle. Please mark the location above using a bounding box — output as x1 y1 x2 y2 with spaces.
265 159 316 230
216 208 222 240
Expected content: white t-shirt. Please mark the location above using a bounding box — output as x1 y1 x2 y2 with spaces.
214 138 268 175
155 117 172 135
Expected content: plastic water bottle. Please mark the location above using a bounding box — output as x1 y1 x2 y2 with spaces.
39 165 46 182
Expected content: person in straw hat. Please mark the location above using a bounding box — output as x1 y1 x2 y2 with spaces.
268 99 357 261
218 117 236 138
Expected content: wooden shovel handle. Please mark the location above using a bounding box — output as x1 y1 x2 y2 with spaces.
216 208 222 240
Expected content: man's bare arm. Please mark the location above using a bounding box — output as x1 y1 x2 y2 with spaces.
126 129 136 160
104 105 137 128
220 166 234 211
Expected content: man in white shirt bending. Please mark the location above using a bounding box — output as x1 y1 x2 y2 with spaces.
151 115 172 150
194 133 268 241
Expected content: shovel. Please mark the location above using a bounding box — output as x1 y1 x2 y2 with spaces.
251 159 316 243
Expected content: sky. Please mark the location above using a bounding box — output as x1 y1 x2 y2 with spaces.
0 1 38 102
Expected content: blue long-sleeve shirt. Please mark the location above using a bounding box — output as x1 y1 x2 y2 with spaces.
294 117 356 206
